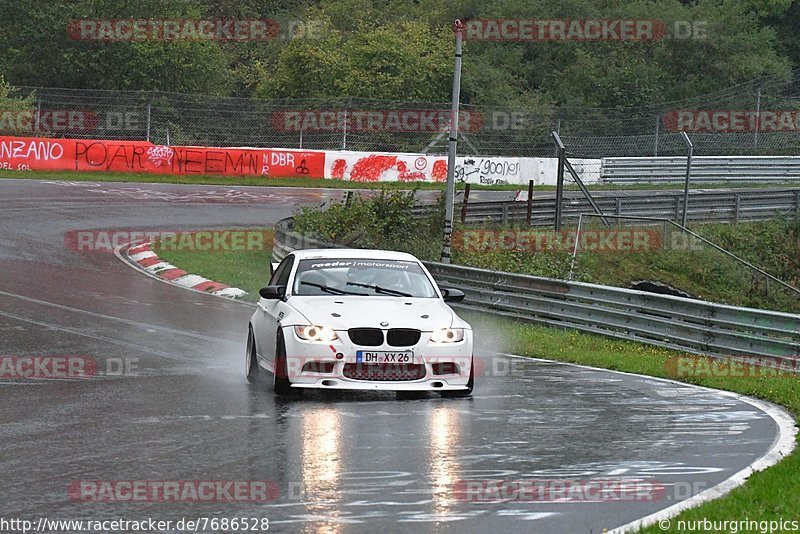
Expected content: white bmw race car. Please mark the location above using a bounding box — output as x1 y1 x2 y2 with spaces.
246 249 474 396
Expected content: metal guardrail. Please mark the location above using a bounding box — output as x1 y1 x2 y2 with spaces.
601 156 800 184
432 188 800 226
272 218 800 363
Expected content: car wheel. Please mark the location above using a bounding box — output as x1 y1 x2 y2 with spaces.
273 329 292 396
245 327 259 383
440 360 474 398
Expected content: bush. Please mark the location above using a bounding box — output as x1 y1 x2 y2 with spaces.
292 188 444 260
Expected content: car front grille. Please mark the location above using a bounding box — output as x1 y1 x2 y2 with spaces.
347 328 422 347
386 328 421 346
343 363 426 381
347 328 384 346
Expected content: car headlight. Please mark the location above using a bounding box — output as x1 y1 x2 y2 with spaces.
294 325 339 342
430 328 465 343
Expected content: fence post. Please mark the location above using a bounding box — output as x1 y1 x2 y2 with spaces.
501 204 509 225
654 113 660 156
145 98 152 142
526 179 533 225
733 194 740 224
680 131 694 226
34 95 41 135
616 198 622 215
754 86 761 148
342 108 347 150
460 183 470 223
552 131 566 231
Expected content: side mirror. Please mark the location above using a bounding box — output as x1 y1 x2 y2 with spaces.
440 287 465 303
259 285 285 299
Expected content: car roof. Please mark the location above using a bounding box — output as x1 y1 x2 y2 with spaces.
291 248 422 262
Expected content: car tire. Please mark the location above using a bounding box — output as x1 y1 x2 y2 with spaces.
440 360 474 398
246 327 259 383
273 329 292 396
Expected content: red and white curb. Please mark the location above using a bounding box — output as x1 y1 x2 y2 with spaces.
121 241 247 299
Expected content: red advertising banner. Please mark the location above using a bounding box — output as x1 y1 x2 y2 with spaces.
0 136 325 178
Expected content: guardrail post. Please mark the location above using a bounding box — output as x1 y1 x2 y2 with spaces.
460 183 470 223
734 194 740 224
616 198 622 215
501 204 509 225
795 190 800 220
526 179 534 226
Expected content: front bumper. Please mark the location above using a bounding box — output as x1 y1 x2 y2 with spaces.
281 327 473 391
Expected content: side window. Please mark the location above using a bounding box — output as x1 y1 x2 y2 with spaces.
269 255 294 287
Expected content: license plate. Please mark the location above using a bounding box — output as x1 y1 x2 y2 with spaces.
356 351 416 364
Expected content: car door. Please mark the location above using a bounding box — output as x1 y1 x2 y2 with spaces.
254 254 294 368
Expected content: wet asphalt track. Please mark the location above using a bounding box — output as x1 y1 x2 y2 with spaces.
0 179 787 533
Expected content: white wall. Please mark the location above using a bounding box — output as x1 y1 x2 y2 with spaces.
321 149 601 186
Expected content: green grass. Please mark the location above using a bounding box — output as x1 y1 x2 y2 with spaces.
147 243 799 531
455 218 800 314
290 189 800 313
461 314 800 532
153 230 274 300
0 168 513 190
1 167 795 191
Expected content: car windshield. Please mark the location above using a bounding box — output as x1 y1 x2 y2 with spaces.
292 258 438 298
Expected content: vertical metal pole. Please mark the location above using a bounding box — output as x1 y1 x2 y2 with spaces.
734 194 740 224
166 128 170 146
754 86 761 148
569 214 583 280
654 114 660 156
556 118 561 135
460 183 470 223
34 95 41 135
552 132 566 231
441 20 463 264
526 179 534 226
145 99 152 142
681 131 693 227
300 127 303 149
342 108 347 150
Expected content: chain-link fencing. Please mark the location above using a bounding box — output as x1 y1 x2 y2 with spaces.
4 68 800 158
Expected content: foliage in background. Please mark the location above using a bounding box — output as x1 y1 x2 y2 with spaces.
0 0 796 110
293 189 445 260
292 190 800 313
0 77 35 134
